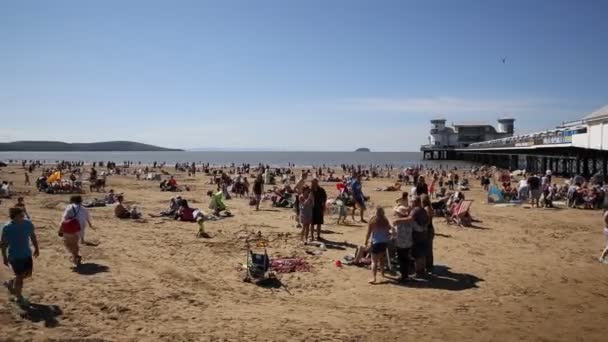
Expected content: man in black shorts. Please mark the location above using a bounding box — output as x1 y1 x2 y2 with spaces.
1 207 39 305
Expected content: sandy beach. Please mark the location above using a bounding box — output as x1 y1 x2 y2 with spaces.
1 165 607 341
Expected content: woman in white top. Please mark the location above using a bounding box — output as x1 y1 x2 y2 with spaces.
61 195 94 244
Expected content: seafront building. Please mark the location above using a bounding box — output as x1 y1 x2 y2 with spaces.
423 118 515 158
420 104 608 177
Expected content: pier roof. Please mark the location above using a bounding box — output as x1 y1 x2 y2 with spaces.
583 105 608 122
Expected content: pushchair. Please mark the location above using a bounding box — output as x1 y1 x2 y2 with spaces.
243 234 275 283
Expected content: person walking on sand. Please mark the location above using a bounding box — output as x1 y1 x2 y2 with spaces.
364 207 391 284
1 207 40 305
14 197 31 220
60 195 93 265
311 179 327 240
253 174 264 211
299 185 314 242
24 172 30 186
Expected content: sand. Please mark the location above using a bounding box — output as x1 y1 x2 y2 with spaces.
1 165 607 341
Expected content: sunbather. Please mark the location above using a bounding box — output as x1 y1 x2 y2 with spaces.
114 195 141 219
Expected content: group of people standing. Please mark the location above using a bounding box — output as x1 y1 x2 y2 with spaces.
294 173 328 242
364 194 435 284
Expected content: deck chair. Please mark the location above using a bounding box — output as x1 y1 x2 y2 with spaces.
448 200 473 227
453 200 473 227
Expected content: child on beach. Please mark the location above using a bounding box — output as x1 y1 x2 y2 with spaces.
14 197 31 220
299 185 314 242
1 207 40 305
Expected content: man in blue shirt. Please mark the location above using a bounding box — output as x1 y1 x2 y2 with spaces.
350 174 367 223
1 207 39 305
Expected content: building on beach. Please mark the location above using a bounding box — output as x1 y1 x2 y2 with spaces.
422 118 515 159
422 104 608 177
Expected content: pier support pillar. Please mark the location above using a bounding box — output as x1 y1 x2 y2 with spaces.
603 157 607 177
576 159 581 175
583 158 589 177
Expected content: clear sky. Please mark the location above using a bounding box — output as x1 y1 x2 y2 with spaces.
1 0 607 151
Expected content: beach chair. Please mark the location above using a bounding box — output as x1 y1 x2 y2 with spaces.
243 235 274 283
453 200 473 227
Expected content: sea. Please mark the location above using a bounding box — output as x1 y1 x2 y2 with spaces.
0 151 475 168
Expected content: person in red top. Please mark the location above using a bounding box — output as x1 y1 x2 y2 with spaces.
167 176 177 189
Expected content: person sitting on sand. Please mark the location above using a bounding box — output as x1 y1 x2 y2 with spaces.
0 181 11 198
114 195 142 219
364 207 392 284
207 190 229 216
104 189 117 204
166 176 178 191
395 191 409 208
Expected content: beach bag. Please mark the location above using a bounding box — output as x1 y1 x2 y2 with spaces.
60 207 81 234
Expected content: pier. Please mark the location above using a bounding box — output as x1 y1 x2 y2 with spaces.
420 105 608 177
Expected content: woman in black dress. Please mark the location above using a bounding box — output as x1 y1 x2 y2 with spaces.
311 179 327 240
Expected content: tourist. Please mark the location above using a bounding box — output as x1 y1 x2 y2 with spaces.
350 174 367 223
14 197 31 220
293 172 308 228
207 190 229 216
24 172 30 186
599 209 608 263
421 194 435 274
1 207 39 305
114 195 141 219
364 207 391 284
528 173 541 208
393 205 414 283
416 176 428 196
253 174 264 211
395 191 409 208
518 177 529 202
299 185 314 242
393 196 429 277
61 195 93 250
311 178 327 240
104 189 117 204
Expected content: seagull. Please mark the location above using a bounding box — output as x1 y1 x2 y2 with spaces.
501 57 506 64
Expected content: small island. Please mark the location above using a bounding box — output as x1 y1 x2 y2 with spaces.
355 147 371 152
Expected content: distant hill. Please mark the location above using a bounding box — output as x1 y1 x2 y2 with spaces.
355 147 371 152
0 141 182 152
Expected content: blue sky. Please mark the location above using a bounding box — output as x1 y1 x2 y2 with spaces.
1 0 607 151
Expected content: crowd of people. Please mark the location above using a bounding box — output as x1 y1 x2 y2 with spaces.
3 158 608 309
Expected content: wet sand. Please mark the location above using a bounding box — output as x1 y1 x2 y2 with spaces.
1 165 607 341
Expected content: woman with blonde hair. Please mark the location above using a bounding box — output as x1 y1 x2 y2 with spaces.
364 207 391 284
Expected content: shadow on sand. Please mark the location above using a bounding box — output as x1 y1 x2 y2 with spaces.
318 238 358 249
254 277 292 295
73 262 110 275
16 302 63 327
397 265 483 291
